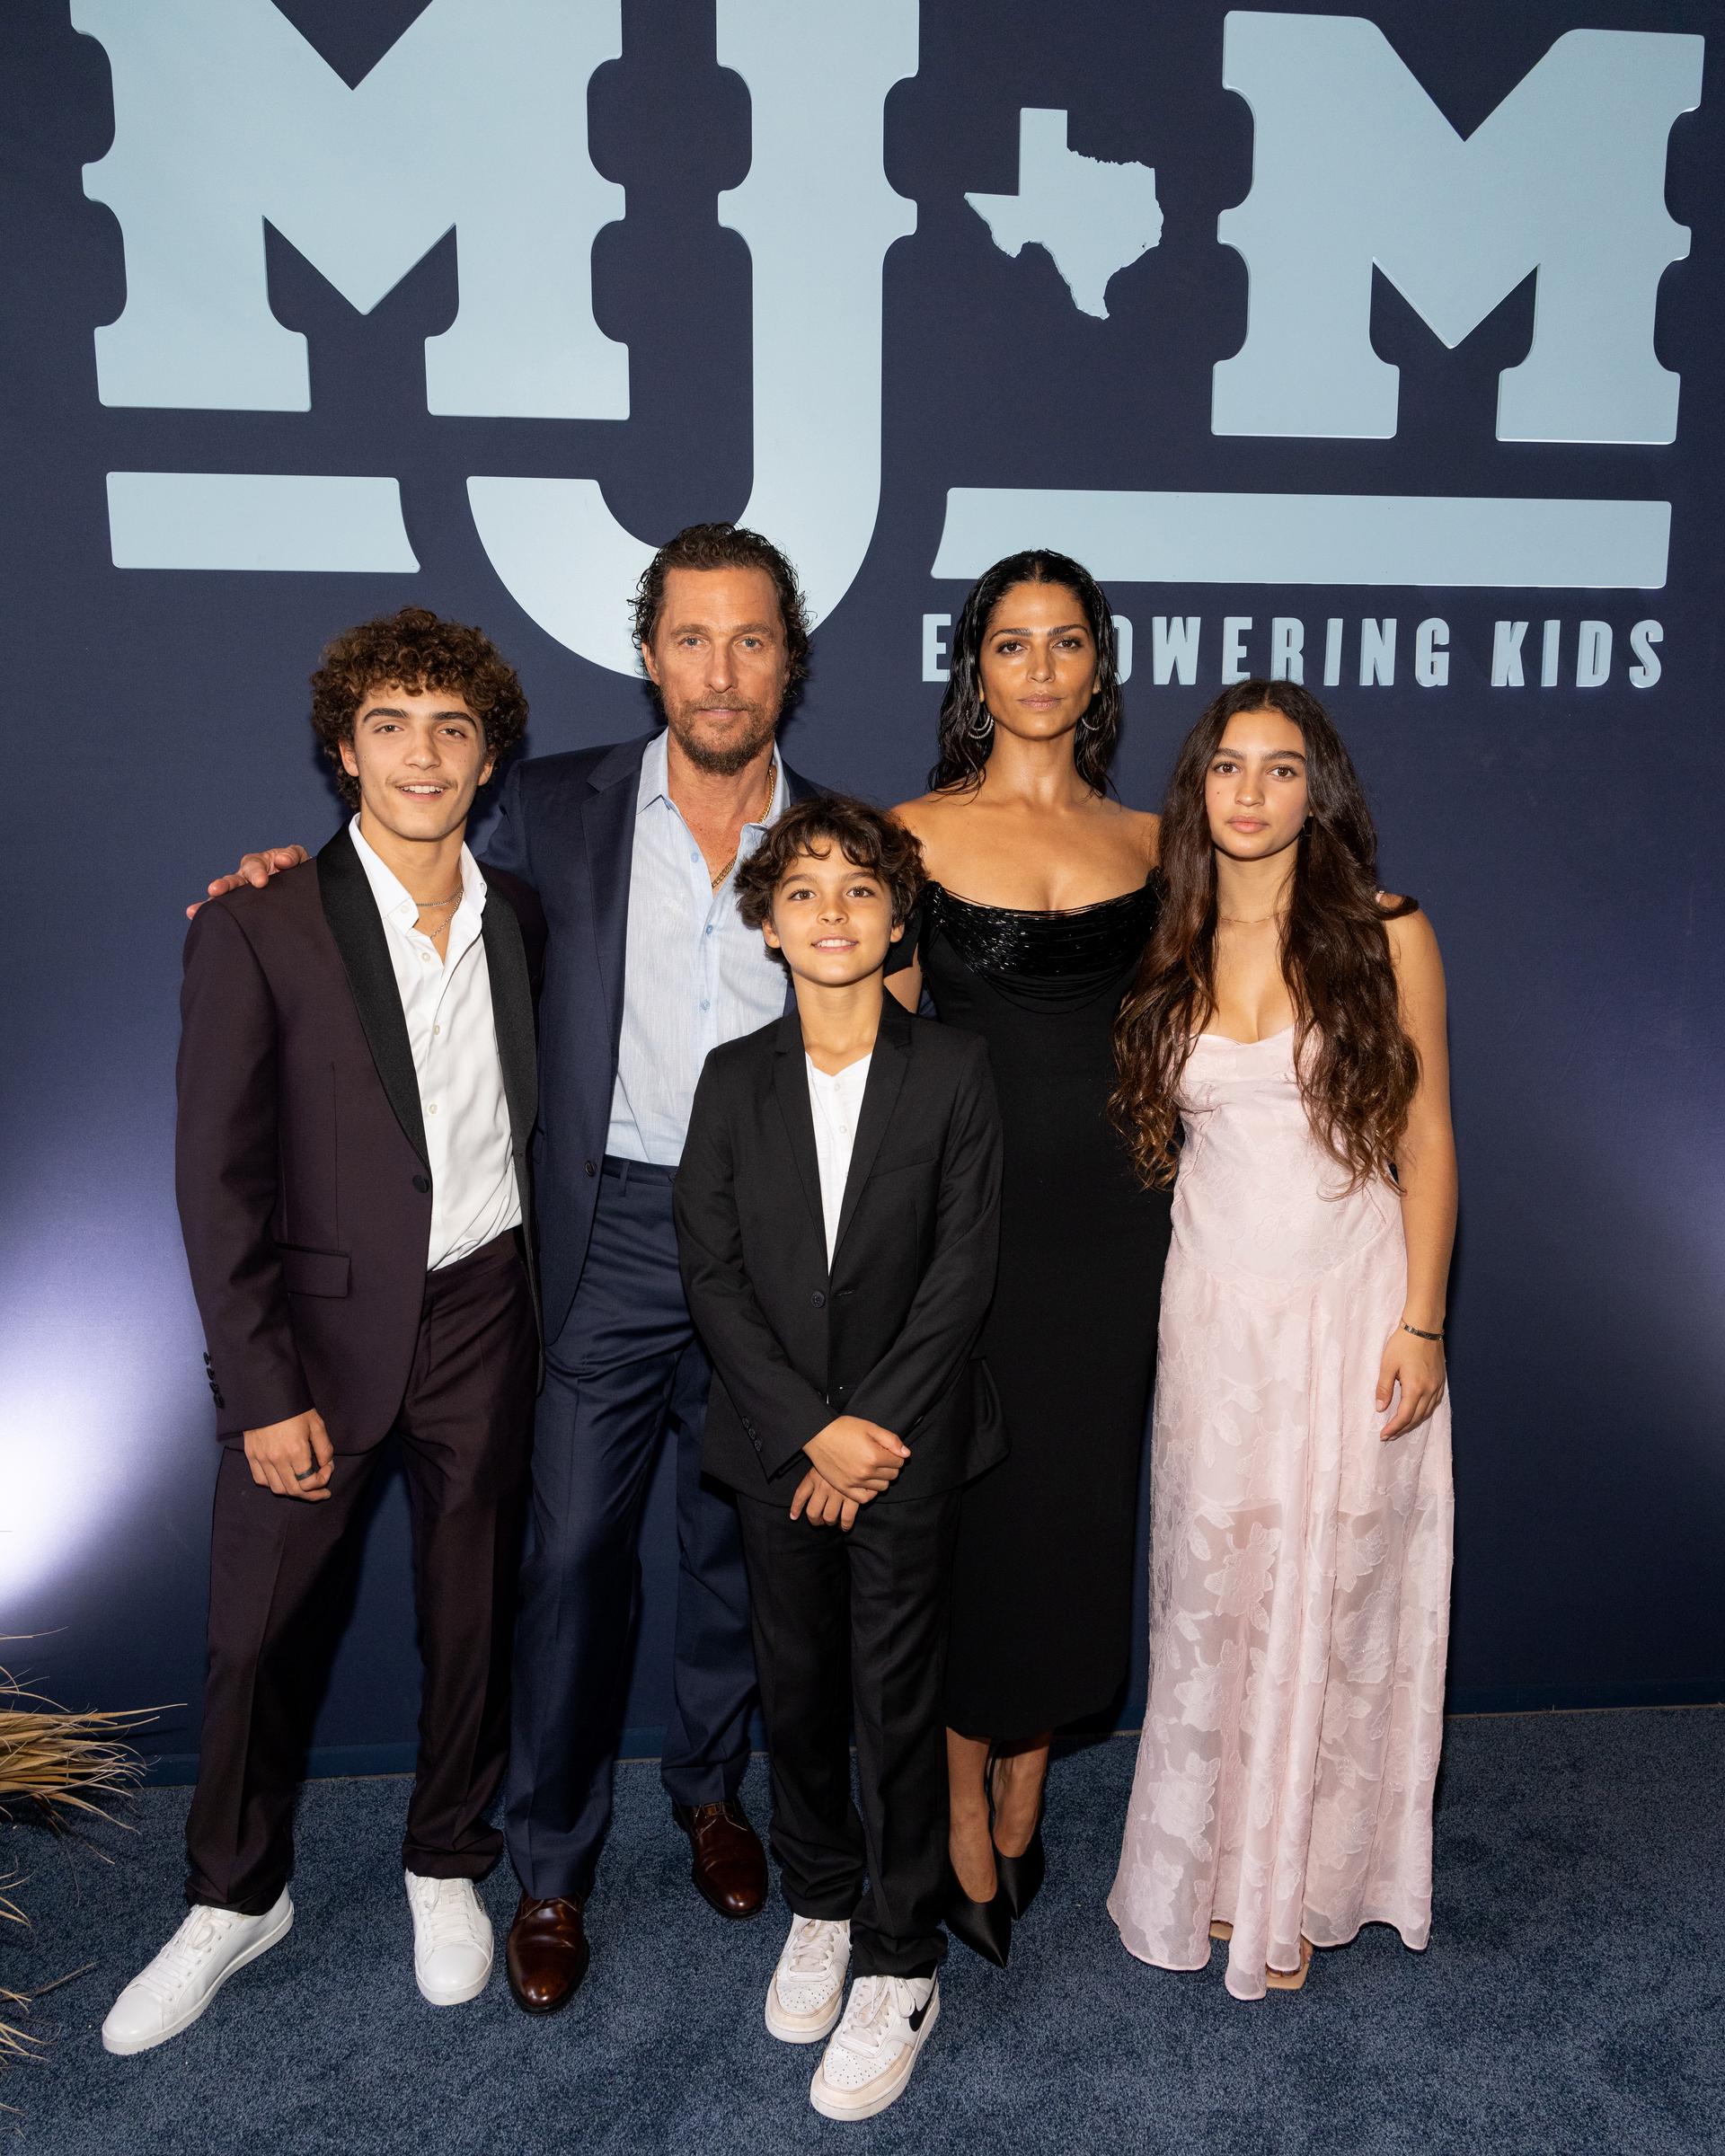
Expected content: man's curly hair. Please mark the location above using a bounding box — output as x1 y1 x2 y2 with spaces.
630 523 811 691
310 606 528 809
735 796 925 968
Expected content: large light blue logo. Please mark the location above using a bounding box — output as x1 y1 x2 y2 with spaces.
78 3 1703 673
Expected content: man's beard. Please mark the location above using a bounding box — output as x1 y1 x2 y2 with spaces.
664 696 778 778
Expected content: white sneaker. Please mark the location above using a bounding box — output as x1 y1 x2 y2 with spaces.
102 1892 293 2055
765 1916 851 2043
809 1972 940 2122
404 1872 493 2006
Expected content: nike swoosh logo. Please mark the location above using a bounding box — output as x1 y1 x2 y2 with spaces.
907 1994 933 2030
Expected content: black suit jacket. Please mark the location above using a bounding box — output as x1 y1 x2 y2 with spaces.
674 992 1006 1501
175 825 544 1452
481 732 820 1338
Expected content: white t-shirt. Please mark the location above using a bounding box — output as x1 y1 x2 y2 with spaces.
804 1052 872 1267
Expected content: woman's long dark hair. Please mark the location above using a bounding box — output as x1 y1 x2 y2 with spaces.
1111 679 1420 1189
929 550 1123 794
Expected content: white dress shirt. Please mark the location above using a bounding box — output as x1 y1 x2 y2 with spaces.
606 729 790 1166
805 1053 872 1267
349 817 521 1270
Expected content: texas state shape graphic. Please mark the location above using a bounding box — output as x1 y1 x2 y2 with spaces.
967 107 1163 321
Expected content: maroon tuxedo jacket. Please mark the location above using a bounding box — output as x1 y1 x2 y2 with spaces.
175 825 544 1453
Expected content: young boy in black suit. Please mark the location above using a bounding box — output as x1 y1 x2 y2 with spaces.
674 796 1004 2123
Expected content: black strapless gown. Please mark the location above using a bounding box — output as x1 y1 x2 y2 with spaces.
894 880 1172 1738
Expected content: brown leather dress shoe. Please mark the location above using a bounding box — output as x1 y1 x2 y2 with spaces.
671 1798 768 1920
506 1894 589 2015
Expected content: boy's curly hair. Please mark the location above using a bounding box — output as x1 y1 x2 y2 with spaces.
735 796 925 967
310 606 528 808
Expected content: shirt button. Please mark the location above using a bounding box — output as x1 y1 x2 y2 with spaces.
433 1023 441 1036
704 923 712 936
700 998 710 1012
427 1103 438 1116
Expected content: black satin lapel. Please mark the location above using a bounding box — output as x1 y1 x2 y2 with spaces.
581 752 640 1047
772 1024 827 1258
481 888 537 1146
315 829 428 1169
832 998 910 1259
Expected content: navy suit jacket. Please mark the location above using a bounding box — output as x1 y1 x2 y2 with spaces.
482 731 819 1336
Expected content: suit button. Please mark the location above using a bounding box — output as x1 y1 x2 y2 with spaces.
584 1159 597 1177
413 1174 431 1194
811 1291 826 1309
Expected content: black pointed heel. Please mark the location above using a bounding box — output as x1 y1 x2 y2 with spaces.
995 1809 1045 1919
944 1865 1012 1967
989 1754 1048 1919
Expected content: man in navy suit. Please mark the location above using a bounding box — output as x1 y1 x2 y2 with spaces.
208 526 820 2013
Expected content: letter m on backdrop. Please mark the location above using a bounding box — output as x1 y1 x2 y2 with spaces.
75 0 624 417
1213 13 1703 443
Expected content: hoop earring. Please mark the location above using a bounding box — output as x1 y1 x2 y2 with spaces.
967 703 995 742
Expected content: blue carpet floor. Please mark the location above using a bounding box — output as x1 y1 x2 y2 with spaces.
4 1710 1722 2153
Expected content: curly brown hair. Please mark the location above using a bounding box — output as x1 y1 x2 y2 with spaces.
309 606 528 809
1111 680 1420 1190
630 523 811 691
735 796 925 968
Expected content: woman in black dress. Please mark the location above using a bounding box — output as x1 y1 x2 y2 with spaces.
889 552 1171 1963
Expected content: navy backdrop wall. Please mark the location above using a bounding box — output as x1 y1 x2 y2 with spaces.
2 0 1721 1776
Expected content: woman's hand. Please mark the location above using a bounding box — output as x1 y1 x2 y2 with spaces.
1376 1329 1446 1439
789 1468 861 1531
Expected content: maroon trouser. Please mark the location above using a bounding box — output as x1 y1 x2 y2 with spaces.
185 1233 535 1913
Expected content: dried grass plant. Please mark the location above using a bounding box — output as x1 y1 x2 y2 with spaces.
0 1659 158 2081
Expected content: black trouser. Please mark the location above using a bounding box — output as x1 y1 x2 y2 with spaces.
738 1486 960 1976
185 1233 535 1913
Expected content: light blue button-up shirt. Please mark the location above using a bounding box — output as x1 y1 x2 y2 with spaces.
606 729 790 1165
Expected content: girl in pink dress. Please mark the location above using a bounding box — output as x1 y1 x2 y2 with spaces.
1108 680 1455 2001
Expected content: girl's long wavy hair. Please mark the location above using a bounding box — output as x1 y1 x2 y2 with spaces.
1111 679 1420 1189
928 551 1123 794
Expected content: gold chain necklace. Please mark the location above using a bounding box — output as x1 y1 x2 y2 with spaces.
705 764 775 890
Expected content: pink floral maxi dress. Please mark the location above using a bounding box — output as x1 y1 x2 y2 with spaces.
1108 1028 1454 2001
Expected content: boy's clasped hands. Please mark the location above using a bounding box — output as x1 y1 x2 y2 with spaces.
789 1414 911 1530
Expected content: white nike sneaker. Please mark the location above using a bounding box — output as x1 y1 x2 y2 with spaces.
404 1872 493 2005
765 1916 851 2043
809 1972 940 2122
102 1892 293 2055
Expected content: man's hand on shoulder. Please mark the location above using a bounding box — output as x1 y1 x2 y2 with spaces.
243 1408 334 1500
802 1415 909 1504
187 845 308 920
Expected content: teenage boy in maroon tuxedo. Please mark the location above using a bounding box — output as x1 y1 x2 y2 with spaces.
104 610 544 2055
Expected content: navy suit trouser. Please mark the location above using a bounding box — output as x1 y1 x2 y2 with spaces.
504 1156 756 1901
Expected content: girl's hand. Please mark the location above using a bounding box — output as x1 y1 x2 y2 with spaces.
1376 1329 1446 1439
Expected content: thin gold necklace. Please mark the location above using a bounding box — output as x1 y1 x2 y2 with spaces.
706 764 775 889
